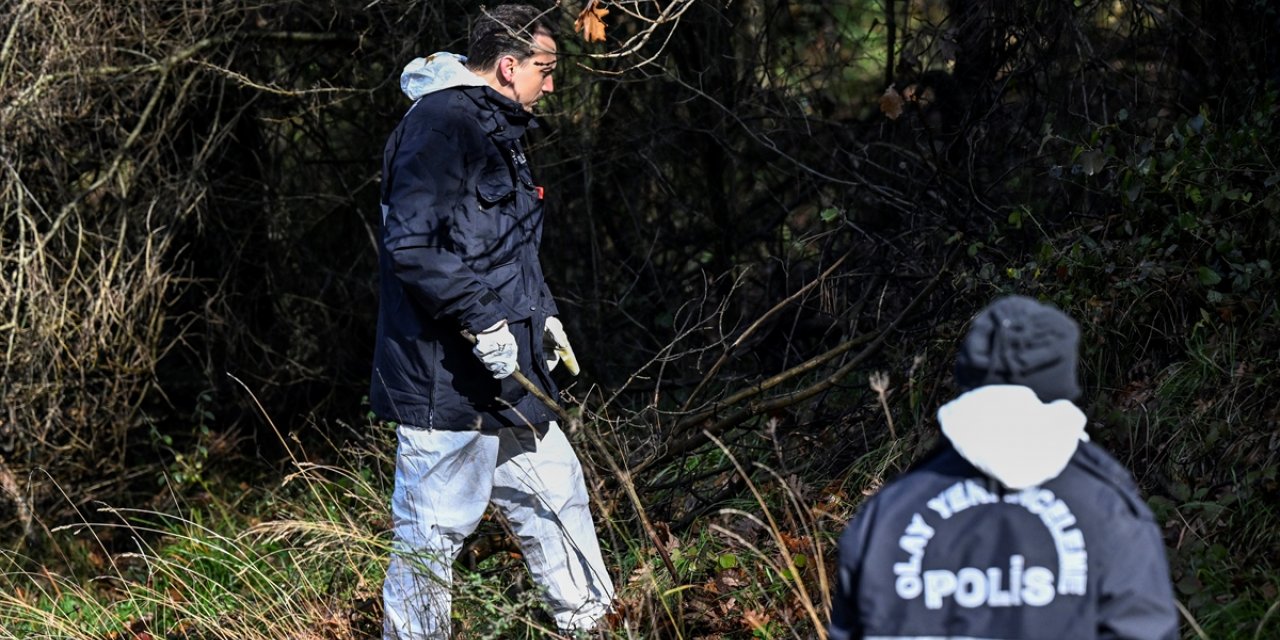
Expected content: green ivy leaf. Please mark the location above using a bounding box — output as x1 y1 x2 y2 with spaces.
1197 266 1222 286
1007 208 1024 229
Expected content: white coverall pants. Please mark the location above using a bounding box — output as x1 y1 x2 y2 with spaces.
382 421 615 639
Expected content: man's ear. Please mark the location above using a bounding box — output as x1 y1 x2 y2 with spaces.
498 55 517 84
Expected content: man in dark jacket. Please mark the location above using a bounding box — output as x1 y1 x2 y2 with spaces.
829 296 1178 640
372 6 614 639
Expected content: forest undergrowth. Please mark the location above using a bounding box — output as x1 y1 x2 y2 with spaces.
2 260 1277 639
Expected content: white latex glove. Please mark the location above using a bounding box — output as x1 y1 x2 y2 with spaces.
543 316 579 375
472 320 518 379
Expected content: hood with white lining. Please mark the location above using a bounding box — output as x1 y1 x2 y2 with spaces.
400 52 487 100
937 384 1088 490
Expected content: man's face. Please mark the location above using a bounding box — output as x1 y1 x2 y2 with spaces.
506 33 556 110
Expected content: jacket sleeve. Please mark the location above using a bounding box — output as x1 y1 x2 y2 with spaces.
1096 504 1180 639
828 503 875 640
382 106 514 333
540 281 559 318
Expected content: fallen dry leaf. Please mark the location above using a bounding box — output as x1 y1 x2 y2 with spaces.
743 607 772 632
778 530 810 553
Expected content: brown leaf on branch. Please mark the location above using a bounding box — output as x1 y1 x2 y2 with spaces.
575 0 610 43
880 86 904 120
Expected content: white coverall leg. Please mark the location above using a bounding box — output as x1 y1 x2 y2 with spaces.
383 421 615 639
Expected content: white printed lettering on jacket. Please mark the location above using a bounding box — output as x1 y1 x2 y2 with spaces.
892 481 1089 609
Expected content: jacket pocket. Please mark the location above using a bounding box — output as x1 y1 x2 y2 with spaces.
476 163 515 205
452 162 516 267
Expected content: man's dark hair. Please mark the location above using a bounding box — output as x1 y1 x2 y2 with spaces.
468 5 556 71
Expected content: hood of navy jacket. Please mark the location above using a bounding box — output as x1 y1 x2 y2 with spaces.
399 52 538 140
937 384 1088 489
400 52 487 100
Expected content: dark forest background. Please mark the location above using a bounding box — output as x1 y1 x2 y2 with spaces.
1 0 1277 637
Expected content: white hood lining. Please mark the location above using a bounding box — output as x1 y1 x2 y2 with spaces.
400 52 487 101
937 385 1087 490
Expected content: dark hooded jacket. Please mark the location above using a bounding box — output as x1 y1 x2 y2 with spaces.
370 54 559 431
828 383 1178 640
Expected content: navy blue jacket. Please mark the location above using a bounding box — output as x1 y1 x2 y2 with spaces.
371 84 559 431
829 441 1178 640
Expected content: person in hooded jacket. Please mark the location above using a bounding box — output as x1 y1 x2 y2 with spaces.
371 6 614 639
828 295 1178 640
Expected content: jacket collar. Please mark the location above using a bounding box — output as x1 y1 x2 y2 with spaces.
460 85 539 142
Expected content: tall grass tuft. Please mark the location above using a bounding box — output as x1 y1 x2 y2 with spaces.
0 452 393 639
